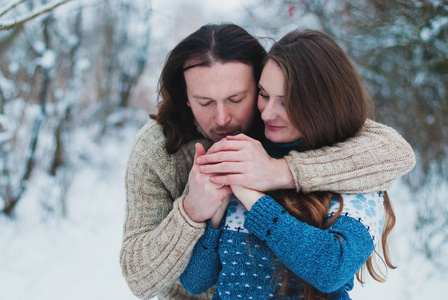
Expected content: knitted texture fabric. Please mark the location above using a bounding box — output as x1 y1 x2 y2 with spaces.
286 119 416 193
180 196 376 299
120 120 415 299
179 140 383 299
120 121 215 300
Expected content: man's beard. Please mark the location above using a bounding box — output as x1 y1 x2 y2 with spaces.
209 124 243 140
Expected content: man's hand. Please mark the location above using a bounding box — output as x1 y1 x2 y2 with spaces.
197 134 295 192
183 143 232 223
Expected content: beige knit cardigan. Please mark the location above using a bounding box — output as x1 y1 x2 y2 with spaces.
120 119 415 300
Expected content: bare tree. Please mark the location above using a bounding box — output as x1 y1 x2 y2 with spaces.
0 0 73 31
0 0 153 217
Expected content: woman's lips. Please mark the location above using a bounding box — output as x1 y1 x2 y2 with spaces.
265 123 285 131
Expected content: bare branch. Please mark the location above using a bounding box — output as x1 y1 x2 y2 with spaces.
0 0 73 32
0 0 27 18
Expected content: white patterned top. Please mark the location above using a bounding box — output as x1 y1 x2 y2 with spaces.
225 192 386 247
224 195 250 234
328 192 385 246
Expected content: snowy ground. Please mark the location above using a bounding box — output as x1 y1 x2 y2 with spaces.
0 122 140 300
1 120 447 300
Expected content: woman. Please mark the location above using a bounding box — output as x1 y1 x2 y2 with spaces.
179 29 398 299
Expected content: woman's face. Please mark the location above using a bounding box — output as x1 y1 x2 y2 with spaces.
257 59 302 143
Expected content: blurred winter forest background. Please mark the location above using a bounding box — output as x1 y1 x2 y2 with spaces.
1 0 447 299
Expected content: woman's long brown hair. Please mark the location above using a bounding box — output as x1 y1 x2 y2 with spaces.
266 29 396 300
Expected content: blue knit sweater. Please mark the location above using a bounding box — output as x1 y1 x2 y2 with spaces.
180 140 385 299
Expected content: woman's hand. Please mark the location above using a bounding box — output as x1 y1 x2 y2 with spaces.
230 184 265 211
210 195 231 229
196 134 295 192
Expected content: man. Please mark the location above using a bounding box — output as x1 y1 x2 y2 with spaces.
120 24 415 300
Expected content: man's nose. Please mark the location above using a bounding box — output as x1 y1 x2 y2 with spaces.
215 105 231 126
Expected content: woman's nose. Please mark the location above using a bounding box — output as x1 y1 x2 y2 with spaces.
261 100 276 121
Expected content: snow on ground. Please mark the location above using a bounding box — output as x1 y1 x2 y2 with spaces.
1 119 447 300
0 121 140 300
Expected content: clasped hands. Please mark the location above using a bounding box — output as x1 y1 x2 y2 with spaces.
183 134 294 228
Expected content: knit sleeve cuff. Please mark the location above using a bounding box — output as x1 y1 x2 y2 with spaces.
245 195 285 239
199 220 221 250
284 155 303 193
175 195 207 230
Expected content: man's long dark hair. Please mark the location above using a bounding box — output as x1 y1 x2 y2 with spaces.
151 24 266 153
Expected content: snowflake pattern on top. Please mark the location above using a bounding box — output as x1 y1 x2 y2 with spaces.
199 192 384 299
328 192 385 246
225 195 250 234
225 192 386 247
